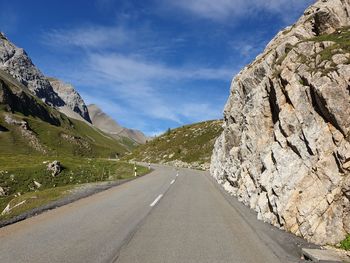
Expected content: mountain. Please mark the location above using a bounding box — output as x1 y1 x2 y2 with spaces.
126 120 223 170
47 78 91 123
211 0 350 245
0 68 130 157
0 33 91 123
88 104 148 145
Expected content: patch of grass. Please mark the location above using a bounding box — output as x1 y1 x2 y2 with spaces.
309 27 350 63
340 235 350 251
0 111 130 158
0 155 148 213
0 185 73 221
124 120 223 165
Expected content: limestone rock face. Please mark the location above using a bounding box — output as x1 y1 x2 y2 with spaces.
211 0 350 245
48 78 91 123
0 33 64 107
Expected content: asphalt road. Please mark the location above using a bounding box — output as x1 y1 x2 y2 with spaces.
0 165 306 263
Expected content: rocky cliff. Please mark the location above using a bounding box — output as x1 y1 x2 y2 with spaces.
88 104 147 144
48 78 91 123
0 33 64 107
211 0 350 245
0 33 91 122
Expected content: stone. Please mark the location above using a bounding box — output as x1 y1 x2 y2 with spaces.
301 248 346 262
33 180 41 188
332 54 349 65
1 204 10 216
0 186 5 196
47 161 62 177
211 0 350 245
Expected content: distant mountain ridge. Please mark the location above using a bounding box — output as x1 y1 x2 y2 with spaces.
88 104 148 145
0 32 147 144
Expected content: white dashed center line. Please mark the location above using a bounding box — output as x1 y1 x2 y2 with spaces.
170 179 175 185
150 194 163 207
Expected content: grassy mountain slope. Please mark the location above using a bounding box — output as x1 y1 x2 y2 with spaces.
125 120 223 170
0 70 134 158
0 71 147 219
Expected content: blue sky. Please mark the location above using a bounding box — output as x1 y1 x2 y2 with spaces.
0 0 314 135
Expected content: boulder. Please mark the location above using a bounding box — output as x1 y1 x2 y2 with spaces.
47 161 62 177
0 186 5 196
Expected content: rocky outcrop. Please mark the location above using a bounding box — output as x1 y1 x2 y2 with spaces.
47 161 62 177
0 33 64 107
88 104 148 144
0 187 5 196
211 0 350 245
0 76 61 126
0 34 91 122
48 78 91 123
4 114 47 153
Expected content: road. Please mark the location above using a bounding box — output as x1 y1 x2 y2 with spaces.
0 165 305 263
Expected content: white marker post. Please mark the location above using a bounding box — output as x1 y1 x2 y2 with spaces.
148 163 151 170
134 163 137 177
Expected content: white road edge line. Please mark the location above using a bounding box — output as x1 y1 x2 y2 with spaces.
150 194 163 207
170 179 175 185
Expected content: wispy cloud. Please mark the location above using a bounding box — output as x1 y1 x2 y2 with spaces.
42 24 234 133
63 51 233 123
163 0 314 23
43 25 131 49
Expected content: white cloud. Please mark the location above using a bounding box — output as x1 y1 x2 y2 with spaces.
56 51 230 126
41 23 233 132
43 25 131 49
89 52 233 84
164 0 314 23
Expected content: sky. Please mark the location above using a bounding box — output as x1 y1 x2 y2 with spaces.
0 0 314 136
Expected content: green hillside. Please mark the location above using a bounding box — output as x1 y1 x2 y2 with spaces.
124 120 223 170
0 71 134 158
0 72 147 219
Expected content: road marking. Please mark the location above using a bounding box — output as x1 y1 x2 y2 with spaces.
170 179 175 185
176 173 179 177
150 194 163 207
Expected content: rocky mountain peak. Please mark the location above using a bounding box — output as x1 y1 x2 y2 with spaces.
0 34 93 123
47 78 91 123
211 0 350 245
0 33 64 107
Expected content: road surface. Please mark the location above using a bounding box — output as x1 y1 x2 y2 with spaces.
0 165 305 263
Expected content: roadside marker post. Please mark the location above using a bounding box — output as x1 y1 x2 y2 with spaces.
134 163 137 177
148 163 151 170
